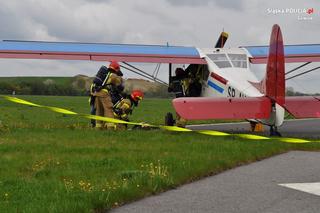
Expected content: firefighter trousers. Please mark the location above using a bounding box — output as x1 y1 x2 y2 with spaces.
94 91 116 130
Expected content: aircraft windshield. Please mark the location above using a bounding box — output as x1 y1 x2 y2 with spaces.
207 54 232 68
228 54 247 68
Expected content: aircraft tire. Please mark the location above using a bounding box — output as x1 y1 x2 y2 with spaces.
165 112 175 126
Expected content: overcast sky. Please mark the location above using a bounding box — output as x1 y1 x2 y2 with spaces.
0 0 319 93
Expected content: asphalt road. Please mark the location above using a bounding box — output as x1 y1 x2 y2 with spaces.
188 119 320 138
111 151 320 213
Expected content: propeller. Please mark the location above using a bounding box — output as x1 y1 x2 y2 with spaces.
214 31 229 48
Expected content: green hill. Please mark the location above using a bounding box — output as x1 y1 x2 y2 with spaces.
0 76 171 97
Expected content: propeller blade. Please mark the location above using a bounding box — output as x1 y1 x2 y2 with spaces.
215 32 229 48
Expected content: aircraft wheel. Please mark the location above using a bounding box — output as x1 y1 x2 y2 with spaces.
165 112 175 126
270 126 282 137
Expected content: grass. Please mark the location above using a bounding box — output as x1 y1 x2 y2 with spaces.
0 95 320 212
0 95 240 127
0 95 173 128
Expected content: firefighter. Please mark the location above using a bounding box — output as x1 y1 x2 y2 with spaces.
92 61 123 129
175 67 190 97
174 68 190 127
113 90 144 130
89 74 124 128
89 83 96 127
168 67 190 97
174 67 203 127
188 68 202 97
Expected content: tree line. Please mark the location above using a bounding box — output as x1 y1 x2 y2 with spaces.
0 79 173 98
0 80 86 96
3 79 316 98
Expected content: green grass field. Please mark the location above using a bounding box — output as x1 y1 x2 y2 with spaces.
0 95 320 212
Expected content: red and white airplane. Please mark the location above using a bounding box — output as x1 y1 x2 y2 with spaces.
0 24 319 135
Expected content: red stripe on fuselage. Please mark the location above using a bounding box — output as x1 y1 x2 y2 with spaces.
210 72 228 85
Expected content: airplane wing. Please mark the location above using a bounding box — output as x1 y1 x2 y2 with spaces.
284 96 320 118
172 97 271 120
0 40 206 64
242 44 320 64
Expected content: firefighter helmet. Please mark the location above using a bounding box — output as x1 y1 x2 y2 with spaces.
175 67 185 76
131 90 144 102
109 61 120 72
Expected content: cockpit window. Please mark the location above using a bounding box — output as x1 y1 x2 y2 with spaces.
208 54 227 61
207 54 232 68
228 54 247 68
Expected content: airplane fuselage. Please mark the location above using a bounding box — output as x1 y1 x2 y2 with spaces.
198 47 285 127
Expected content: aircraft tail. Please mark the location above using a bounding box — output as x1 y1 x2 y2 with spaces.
261 24 285 106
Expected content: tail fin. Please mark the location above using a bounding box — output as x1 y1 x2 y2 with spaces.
262 24 285 106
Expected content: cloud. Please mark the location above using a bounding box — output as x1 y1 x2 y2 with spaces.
166 0 244 10
166 0 211 6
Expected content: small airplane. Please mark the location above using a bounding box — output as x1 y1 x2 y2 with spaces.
0 24 319 136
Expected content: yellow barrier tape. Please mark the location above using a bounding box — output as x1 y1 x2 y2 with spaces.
159 126 192 132
4 96 42 107
1 95 318 144
278 138 311 143
2 96 154 127
84 114 139 125
45 106 78 115
236 134 270 140
197 130 230 136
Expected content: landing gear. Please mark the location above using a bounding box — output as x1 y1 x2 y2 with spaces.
165 112 175 126
250 121 257 132
270 126 282 137
249 121 264 132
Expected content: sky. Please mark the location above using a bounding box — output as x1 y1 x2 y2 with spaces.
0 0 319 93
